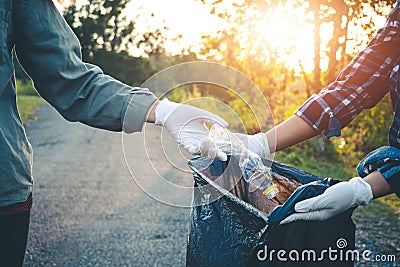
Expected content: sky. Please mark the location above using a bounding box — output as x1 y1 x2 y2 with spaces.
67 0 224 56
124 0 316 69
123 0 388 71
126 0 225 55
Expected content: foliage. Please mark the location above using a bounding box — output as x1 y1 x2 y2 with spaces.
64 0 172 60
16 79 43 123
331 94 394 170
62 0 195 85
166 84 268 133
197 0 397 94
275 137 350 180
13 53 30 82
87 49 156 86
192 0 397 158
17 95 43 123
64 0 135 59
16 79 38 97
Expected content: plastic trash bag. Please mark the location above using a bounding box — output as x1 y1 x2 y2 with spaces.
187 156 355 267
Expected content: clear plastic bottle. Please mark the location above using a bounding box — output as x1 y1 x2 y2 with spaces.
208 125 279 199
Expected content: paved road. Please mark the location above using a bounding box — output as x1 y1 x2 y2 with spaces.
22 103 398 267
23 103 194 266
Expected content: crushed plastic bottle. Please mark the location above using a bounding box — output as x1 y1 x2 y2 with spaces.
208 125 279 199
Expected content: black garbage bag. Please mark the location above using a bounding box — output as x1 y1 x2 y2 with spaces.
187 156 355 267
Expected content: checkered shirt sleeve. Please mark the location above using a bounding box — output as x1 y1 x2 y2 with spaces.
295 3 400 138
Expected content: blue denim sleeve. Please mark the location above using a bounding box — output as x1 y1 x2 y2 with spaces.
13 0 157 132
357 146 400 197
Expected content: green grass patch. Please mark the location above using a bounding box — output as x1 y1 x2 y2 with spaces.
274 139 351 180
16 79 39 96
17 95 43 123
16 79 43 123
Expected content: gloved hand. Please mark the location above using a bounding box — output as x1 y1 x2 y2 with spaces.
199 131 270 161
155 99 228 154
280 177 373 224
234 133 270 158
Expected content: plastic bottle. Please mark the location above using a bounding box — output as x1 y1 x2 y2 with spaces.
208 125 279 199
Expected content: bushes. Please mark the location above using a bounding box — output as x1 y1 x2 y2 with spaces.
16 79 39 97
331 95 393 169
16 79 42 123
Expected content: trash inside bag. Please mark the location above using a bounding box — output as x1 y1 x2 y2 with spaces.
187 156 355 267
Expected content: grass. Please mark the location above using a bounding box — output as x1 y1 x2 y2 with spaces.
17 95 43 123
274 140 351 181
16 79 43 123
274 139 400 257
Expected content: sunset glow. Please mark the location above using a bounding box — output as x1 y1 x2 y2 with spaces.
124 0 225 56
252 9 316 72
61 0 390 73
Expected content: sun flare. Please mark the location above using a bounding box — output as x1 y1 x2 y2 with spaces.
252 9 315 72
60 0 386 74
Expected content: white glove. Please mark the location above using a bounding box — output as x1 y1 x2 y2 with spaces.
233 133 270 158
199 132 270 161
280 177 373 224
155 99 228 154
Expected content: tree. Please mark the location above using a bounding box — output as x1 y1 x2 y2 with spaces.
198 0 397 95
64 0 171 60
300 0 396 87
196 1 301 125
62 0 178 85
64 0 135 60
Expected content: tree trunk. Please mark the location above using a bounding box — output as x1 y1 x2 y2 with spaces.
326 1 349 84
311 1 322 93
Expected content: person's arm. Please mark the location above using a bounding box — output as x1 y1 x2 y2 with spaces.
207 116 319 160
280 170 391 224
13 0 227 153
233 3 400 157
201 4 400 222
145 100 160 123
265 115 319 153
364 171 392 198
13 0 157 133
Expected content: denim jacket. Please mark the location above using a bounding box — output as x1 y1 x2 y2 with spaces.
0 0 157 207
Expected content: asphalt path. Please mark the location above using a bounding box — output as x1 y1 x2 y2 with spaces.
23 103 194 266
22 103 398 267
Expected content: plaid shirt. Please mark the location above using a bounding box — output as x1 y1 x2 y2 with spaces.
295 1 400 193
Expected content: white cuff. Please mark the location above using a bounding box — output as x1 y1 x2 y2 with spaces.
350 177 373 206
154 99 180 126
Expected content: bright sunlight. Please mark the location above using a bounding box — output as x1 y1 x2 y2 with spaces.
252 8 316 72
59 0 389 73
